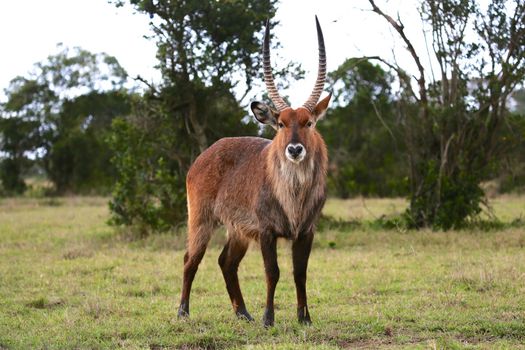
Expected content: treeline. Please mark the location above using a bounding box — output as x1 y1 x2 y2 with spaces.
1 0 524 231
0 45 131 195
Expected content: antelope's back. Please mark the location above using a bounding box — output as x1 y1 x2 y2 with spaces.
186 137 270 214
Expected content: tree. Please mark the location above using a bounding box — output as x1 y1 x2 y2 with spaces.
0 77 55 194
108 0 283 232
368 0 525 229
320 58 407 198
47 91 131 193
495 108 525 194
0 45 130 194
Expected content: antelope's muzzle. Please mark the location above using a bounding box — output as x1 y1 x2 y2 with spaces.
286 143 306 163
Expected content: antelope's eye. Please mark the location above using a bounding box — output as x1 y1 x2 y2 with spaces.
306 121 313 128
278 122 284 129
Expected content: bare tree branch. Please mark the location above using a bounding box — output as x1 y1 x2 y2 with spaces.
357 55 418 101
368 0 428 115
134 75 158 94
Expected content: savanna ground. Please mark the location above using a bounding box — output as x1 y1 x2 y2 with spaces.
0 195 525 349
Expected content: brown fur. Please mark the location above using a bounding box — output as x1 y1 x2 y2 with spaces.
178 95 331 326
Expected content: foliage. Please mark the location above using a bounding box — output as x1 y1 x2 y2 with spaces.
108 0 279 232
320 59 408 198
108 115 188 232
0 158 27 194
47 91 131 193
0 78 54 194
369 0 525 229
0 45 130 195
495 107 525 194
0 107 41 195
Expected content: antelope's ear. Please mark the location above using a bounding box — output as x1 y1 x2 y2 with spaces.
313 93 332 122
251 101 279 129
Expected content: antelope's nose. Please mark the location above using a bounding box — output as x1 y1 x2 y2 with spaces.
287 145 303 158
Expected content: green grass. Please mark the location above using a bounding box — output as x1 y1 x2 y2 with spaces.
1 197 525 349
323 195 525 222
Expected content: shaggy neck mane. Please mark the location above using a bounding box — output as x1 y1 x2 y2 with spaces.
266 144 327 237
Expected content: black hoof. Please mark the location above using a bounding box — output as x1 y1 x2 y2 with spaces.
298 306 312 325
299 317 312 325
236 309 254 322
263 308 274 328
177 302 189 319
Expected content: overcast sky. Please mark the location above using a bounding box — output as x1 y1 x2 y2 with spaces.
0 0 427 106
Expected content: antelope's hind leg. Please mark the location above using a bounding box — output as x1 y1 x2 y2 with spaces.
218 234 253 321
178 219 214 319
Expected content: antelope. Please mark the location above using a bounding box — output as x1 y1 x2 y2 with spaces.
177 17 330 327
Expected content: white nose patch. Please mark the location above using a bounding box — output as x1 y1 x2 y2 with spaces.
285 143 306 163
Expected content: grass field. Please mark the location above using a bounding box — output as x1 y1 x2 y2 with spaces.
1 196 525 349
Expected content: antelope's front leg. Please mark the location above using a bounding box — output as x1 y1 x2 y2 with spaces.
260 235 279 327
292 232 313 324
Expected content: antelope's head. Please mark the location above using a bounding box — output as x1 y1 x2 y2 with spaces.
251 16 331 164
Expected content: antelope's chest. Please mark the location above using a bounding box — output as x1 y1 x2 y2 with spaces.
256 179 325 239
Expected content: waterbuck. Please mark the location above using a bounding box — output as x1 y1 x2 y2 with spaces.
177 17 330 327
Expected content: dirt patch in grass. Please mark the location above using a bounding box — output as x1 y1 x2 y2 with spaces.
26 297 64 309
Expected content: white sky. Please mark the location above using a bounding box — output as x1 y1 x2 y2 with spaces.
0 0 427 106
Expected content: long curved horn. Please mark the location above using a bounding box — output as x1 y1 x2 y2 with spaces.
263 20 289 112
302 16 327 112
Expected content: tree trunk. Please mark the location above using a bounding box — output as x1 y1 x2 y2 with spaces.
187 97 208 153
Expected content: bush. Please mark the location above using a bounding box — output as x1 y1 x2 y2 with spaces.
406 160 485 230
108 117 187 233
0 158 27 195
